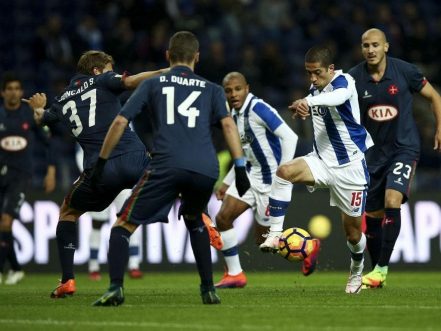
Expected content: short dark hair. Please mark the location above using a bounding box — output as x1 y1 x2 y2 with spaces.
77 50 114 75
1 72 22 91
168 31 199 63
305 45 334 68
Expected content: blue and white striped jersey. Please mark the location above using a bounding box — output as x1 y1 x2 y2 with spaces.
306 70 374 167
230 93 297 185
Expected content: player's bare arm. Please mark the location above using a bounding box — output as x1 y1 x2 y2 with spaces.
123 68 170 89
220 116 244 159
419 81 441 152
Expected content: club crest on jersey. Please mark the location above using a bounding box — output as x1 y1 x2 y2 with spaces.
387 84 399 95
240 133 254 144
312 106 328 117
368 105 398 122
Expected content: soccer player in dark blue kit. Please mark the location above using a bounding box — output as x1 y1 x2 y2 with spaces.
25 50 169 298
349 28 441 288
91 31 249 306
0 73 56 285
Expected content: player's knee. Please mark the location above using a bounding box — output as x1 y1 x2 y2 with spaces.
215 212 233 231
276 164 292 181
384 197 402 208
346 231 362 245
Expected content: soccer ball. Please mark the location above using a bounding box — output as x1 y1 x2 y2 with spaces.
278 227 314 262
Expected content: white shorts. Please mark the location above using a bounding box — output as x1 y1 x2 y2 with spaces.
301 152 369 217
225 177 271 226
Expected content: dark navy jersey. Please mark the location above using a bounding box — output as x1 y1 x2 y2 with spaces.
120 65 229 179
43 71 145 169
0 103 53 176
349 57 425 166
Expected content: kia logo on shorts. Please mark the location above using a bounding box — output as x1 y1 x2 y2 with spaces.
0 136 28 151
368 105 398 121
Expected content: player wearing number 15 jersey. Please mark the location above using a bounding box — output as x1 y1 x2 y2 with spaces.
25 50 169 299
261 45 373 294
91 31 249 306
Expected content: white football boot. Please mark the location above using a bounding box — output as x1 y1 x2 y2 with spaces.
5 270 25 285
259 231 281 253
345 273 362 294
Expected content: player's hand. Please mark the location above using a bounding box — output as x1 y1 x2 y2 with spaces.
234 158 250 197
22 93 47 109
215 183 229 200
89 157 107 190
289 99 310 120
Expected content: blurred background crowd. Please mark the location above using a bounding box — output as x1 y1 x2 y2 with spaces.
1 0 440 191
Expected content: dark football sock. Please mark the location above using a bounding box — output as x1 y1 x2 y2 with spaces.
365 216 383 269
185 216 213 287
56 221 77 283
108 226 131 288
0 231 13 273
378 208 401 267
7 236 21 271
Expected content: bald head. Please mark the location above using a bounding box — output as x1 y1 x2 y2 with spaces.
360 28 389 68
222 72 247 87
222 72 250 110
362 28 387 44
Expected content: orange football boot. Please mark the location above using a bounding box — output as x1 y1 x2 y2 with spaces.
202 213 224 250
50 279 76 298
302 239 321 276
215 271 247 288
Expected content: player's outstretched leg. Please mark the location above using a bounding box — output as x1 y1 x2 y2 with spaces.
302 238 321 276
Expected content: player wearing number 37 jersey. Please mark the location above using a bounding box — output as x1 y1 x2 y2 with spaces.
25 50 170 299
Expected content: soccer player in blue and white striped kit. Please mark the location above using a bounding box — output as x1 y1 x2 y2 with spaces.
214 72 298 288
261 45 374 294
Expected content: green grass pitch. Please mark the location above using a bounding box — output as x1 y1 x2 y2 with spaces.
0 271 440 330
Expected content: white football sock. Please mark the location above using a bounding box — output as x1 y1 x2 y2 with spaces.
347 233 366 275
220 228 242 276
269 175 293 232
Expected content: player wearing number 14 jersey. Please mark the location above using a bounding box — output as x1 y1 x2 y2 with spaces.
25 50 169 299
91 31 249 306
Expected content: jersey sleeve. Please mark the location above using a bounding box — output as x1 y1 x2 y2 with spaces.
211 85 229 124
96 71 126 93
41 104 61 125
252 101 283 132
119 79 150 121
403 62 426 93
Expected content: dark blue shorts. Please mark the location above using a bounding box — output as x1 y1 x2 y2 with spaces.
66 151 149 212
118 166 216 225
366 158 417 212
0 166 29 219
